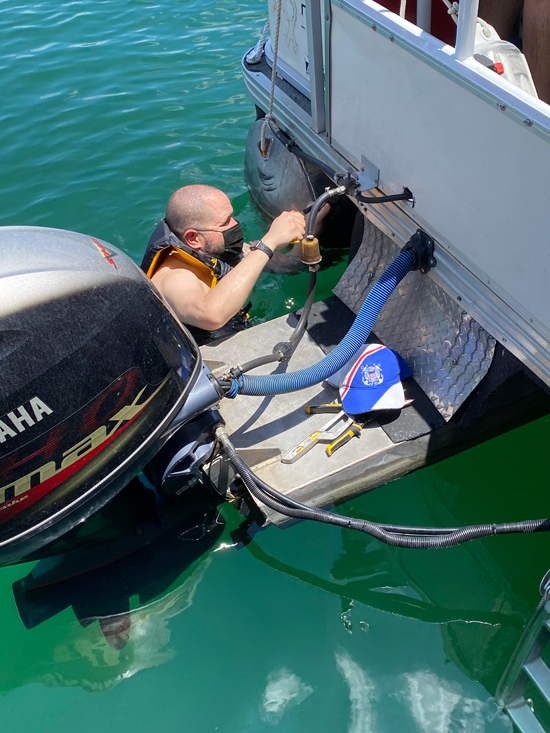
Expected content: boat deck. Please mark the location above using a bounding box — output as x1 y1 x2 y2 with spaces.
202 299 446 524
202 294 550 525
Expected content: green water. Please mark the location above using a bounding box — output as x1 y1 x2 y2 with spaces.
1 1 549 730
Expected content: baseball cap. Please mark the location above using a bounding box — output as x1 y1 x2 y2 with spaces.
334 343 411 415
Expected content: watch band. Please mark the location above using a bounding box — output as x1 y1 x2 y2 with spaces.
250 240 274 259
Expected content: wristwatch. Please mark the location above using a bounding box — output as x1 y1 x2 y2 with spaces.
250 240 273 259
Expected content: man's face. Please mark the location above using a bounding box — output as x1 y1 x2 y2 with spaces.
196 191 238 257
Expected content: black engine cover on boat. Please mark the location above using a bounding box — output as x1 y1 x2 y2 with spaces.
0 226 200 564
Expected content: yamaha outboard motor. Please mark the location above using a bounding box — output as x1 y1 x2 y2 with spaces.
0 226 213 565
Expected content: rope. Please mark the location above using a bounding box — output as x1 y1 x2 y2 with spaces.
399 0 406 18
260 0 283 156
244 18 270 65
441 0 460 24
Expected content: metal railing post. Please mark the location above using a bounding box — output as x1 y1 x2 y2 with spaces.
455 0 479 60
305 0 326 133
416 0 432 33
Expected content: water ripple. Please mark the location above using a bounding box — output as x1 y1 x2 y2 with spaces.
0 0 267 264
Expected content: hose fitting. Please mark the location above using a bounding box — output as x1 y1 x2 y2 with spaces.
305 185 347 238
401 229 436 273
301 236 322 265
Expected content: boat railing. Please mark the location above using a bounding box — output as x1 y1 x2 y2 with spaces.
277 0 531 101
454 0 479 60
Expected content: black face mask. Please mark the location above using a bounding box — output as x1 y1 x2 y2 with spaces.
219 221 244 265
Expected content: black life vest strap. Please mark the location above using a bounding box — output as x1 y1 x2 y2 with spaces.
140 219 232 281
141 219 251 346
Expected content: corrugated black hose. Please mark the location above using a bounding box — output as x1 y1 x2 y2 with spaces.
216 430 550 549
266 119 338 180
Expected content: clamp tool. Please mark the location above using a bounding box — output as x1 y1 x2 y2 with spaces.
281 410 363 463
281 411 354 463
325 421 363 456
282 397 415 463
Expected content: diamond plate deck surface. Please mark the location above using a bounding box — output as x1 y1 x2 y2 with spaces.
333 220 496 420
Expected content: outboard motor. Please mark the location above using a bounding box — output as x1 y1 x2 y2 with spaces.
0 226 214 565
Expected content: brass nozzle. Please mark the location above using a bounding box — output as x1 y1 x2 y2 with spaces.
301 236 322 265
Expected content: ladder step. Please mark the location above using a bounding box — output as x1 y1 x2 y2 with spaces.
524 658 550 706
507 703 548 733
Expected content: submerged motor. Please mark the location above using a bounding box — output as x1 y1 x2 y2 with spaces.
0 226 210 565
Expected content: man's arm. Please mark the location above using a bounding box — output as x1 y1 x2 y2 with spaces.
153 247 275 330
152 210 305 331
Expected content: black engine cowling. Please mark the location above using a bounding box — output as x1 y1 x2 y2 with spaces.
0 226 201 564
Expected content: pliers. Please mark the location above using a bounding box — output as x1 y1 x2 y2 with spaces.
281 409 361 463
325 421 363 456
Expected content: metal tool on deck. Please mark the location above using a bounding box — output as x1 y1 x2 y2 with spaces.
289 396 417 461
281 410 356 463
304 401 342 414
325 421 363 456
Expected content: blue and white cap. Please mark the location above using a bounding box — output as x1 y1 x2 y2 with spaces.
333 343 411 415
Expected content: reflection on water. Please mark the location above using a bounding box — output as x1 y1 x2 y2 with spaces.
41 557 213 692
402 670 510 733
260 668 313 724
335 648 377 732
1 0 550 729
243 534 518 629
10 487 224 692
1 460 545 732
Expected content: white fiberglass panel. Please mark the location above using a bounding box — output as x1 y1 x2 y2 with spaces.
268 0 310 83
330 3 550 333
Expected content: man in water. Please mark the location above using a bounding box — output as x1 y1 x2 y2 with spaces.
141 184 312 344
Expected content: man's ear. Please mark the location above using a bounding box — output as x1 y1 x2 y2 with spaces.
182 228 203 250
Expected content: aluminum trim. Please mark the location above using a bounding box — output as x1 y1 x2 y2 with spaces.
323 0 332 137
264 41 311 99
305 0 326 132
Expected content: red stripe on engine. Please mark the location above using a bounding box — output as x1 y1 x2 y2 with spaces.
0 404 147 522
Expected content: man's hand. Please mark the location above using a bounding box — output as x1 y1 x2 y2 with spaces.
262 210 306 251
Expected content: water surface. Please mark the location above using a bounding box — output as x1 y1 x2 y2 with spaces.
0 1 549 730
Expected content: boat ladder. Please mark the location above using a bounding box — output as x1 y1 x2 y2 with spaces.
497 573 550 732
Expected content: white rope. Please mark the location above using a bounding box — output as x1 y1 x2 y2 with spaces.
260 0 283 156
440 0 460 25
399 0 407 19
244 18 270 65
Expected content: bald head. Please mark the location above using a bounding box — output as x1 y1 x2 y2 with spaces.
166 185 230 240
